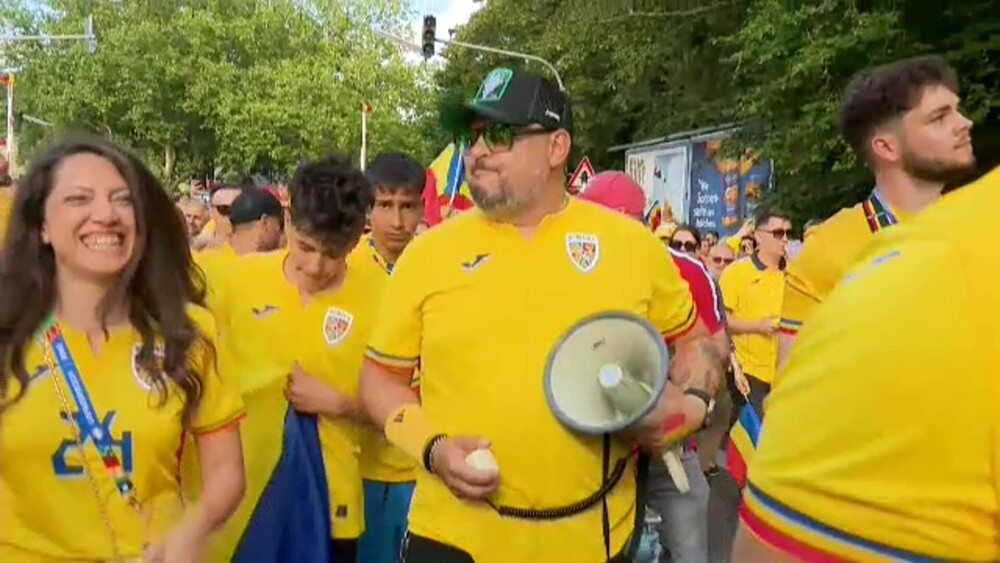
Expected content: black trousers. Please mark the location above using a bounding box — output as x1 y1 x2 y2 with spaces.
330 538 357 563
745 374 770 417
402 533 636 563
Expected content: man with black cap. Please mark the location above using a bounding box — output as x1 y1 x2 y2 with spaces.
196 188 284 311
359 67 723 563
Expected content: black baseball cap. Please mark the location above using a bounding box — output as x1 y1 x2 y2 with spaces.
442 67 573 135
229 189 284 226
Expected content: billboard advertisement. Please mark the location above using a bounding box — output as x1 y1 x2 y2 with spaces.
688 138 772 236
625 144 688 223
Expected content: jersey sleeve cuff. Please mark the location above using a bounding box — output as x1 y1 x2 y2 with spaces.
191 410 246 436
740 481 934 562
365 347 419 372
777 318 802 335
661 304 697 343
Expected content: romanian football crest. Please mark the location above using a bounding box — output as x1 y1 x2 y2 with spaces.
323 308 354 346
132 344 166 392
565 233 600 273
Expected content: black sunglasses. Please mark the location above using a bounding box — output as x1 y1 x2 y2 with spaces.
758 228 791 240
670 240 698 253
710 255 735 265
457 122 553 152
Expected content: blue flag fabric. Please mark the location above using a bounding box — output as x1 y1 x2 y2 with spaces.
232 408 331 562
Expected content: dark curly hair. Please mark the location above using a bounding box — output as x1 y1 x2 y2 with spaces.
364 152 426 199
838 55 959 162
0 134 209 425
289 154 373 256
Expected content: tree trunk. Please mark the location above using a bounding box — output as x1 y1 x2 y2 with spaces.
164 143 176 185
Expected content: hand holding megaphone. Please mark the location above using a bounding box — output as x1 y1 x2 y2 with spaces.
624 381 708 452
428 435 500 501
604 368 706 493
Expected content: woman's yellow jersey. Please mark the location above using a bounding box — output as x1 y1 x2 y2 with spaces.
0 307 244 561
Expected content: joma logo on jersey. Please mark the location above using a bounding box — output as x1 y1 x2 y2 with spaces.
51 410 133 477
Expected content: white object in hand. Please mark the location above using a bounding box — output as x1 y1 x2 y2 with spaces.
465 449 500 474
661 448 690 493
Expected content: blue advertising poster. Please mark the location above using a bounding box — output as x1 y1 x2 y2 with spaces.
687 137 772 237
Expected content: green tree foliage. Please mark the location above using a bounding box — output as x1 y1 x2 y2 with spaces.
434 0 998 223
1 0 439 186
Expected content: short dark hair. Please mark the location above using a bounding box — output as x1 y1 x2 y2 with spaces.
838 55 959 161
702 229 720 240
365 152 426 199
754 207 789 227
289 154 372 254
670 224 702 246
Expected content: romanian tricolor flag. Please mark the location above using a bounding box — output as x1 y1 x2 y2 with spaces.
423 142 474 226
645 200 664 231
182 382 331 562
726 401 763 489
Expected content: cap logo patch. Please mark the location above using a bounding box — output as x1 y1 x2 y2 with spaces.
475 68 514 103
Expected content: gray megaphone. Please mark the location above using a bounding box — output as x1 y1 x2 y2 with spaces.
543 311 690 493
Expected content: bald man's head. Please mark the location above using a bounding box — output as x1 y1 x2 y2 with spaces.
706 243 736 280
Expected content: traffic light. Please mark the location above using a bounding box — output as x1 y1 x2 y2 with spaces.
421 15 436 60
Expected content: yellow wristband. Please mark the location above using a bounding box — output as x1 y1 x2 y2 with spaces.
384 403 438 462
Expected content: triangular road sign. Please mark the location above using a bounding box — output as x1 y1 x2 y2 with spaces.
567 156 596 195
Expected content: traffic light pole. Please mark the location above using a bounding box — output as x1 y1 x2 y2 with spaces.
375 28 565 92
435 37 565 92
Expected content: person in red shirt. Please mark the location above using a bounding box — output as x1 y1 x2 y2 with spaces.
580 171 726 563
579 172 725 340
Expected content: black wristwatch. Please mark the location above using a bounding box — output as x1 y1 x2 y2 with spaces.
683 388 715 428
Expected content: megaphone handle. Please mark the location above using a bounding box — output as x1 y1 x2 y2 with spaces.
662 448 690 494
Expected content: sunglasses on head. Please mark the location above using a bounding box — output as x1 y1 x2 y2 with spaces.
457 122 553 152
710 255 735 265
214 204 231 217
758 228 791 240
670 240 698 253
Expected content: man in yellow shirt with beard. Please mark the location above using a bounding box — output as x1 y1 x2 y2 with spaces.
348 152 426 563
777 55 975 369
202 155 378 561
360 67 725 563
734 165 1000 562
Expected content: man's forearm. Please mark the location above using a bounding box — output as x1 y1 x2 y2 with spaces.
359 359 420 430
727 316 764 335
670 325 725 396
777 332 796 372
322 396 373 426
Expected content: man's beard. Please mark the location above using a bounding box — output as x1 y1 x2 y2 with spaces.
901 146 976 185
469 180 533 221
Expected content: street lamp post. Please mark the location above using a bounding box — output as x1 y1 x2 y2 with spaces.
0 15 98 171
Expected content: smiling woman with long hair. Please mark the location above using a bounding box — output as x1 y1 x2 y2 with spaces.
0 135 246 562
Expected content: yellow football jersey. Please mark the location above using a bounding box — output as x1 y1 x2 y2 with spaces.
0 307 243 562
779 191 908 335
210 250 381 545
194 244 238 320
743 167 1000 561
719 256 784 384
366 199 696 563
347 237 417 484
